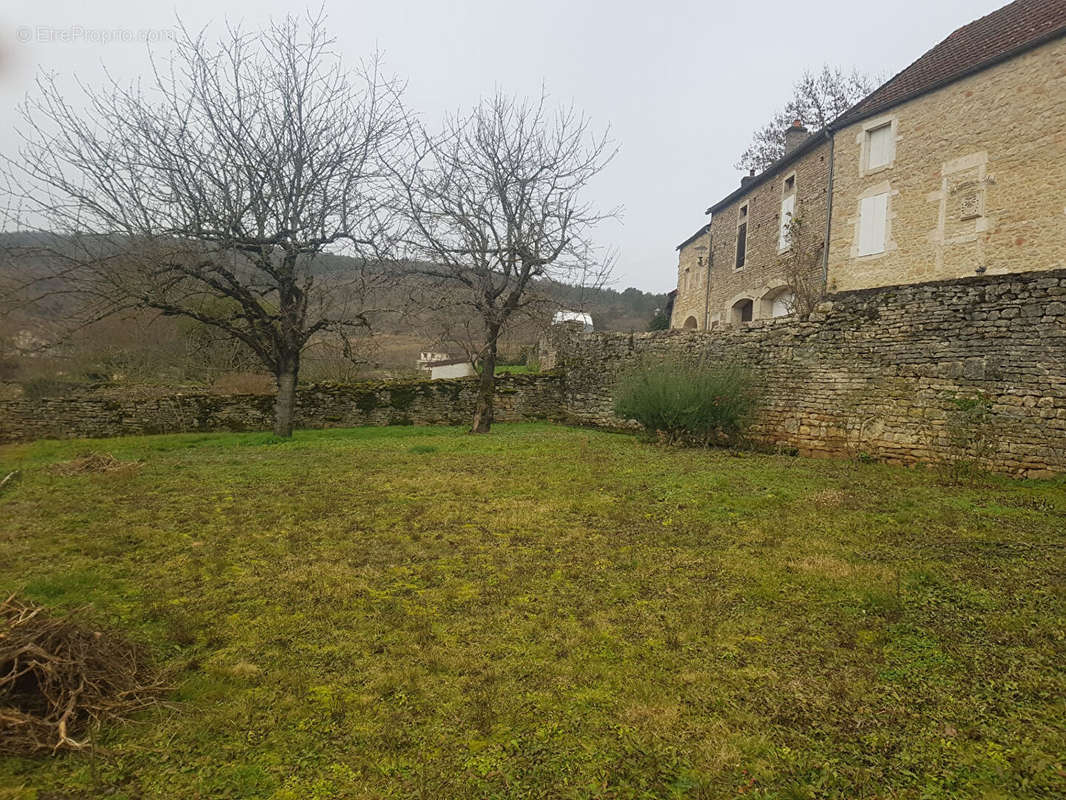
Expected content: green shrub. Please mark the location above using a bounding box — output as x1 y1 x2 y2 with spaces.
613 359 758 446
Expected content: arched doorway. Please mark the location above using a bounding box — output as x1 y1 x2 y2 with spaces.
682 316 698 330
730 299 753 325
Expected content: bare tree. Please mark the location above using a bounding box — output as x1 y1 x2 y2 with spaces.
736 66 879 173
781 212 825 318
1 12 405 436
405 278 557 372
396 92 615 433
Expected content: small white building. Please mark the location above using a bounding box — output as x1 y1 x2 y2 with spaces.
417 351 451 372
552 310 593 331
427 358 475 380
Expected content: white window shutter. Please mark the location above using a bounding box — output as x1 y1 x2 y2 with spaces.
778 194 796 250
867 124 894 169
858 193 888 256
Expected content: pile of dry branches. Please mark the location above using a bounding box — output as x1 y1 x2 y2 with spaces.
49 452 141 476
0 595 164 755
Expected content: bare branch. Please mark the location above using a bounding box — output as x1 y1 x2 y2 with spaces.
1 12 407 436
393 89 616 432
735 65 880 173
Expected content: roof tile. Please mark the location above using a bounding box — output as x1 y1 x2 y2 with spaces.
837 0 1066 126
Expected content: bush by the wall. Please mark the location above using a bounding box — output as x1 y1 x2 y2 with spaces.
613 359 758 446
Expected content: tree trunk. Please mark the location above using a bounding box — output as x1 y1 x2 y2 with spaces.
470 329 499 434
274 367 298 438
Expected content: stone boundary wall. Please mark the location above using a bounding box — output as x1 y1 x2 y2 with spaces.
553 270 1066 477
0 373 564 444
4 271 1066 476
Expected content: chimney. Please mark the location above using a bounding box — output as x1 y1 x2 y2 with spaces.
784 119 809 156
740 168 756 188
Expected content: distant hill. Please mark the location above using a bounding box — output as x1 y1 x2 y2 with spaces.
0 232 666 333
0 232 666 387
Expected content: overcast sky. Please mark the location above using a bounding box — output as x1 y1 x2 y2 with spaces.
0 0 1005 293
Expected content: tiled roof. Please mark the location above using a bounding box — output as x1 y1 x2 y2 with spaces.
837 0 1066 126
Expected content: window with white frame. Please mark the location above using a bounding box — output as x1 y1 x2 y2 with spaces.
778 175 796 251
857 193 889 256
865 123 894 171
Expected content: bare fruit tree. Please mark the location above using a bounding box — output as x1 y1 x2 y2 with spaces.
736 66 879 174
396 92 615 433
1 12 405 437
405 278 557 373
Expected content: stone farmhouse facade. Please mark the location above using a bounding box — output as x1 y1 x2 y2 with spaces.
672 0 1066 329
705 124 830 328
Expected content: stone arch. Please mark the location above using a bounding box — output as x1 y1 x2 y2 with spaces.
730 298 753 325
682 315 698 330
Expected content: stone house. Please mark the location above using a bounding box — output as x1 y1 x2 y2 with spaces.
672 0 1066 328
670 223 710 329
703 122 830 328
417 351 451 371
552 310 595 331
826 0 1066 291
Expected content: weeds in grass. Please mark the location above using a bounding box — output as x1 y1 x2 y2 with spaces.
936 393 999 486
0 424 1063 797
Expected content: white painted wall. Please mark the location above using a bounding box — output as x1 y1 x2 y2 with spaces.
430 361 475 380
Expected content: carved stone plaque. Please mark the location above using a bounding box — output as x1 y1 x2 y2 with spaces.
958 191 980 221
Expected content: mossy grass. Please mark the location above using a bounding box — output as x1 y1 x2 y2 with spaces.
1 423 1063 797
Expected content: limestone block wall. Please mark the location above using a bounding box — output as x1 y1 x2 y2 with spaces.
0 373 564 444
827 36 1066 293
554 269 1066 477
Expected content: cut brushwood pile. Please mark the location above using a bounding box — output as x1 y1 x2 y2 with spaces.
0 595 165 756
49 452 142 476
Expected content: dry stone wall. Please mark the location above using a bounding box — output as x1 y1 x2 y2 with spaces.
554 270 1066 477
0 373 563 444
3 270 1066 476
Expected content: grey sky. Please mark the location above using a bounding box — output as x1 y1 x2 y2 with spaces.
0 0 1005 293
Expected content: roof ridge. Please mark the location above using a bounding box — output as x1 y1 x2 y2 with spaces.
703 0 1066 217
833 0 1066 128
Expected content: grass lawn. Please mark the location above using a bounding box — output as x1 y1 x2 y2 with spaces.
1 423 1064 799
